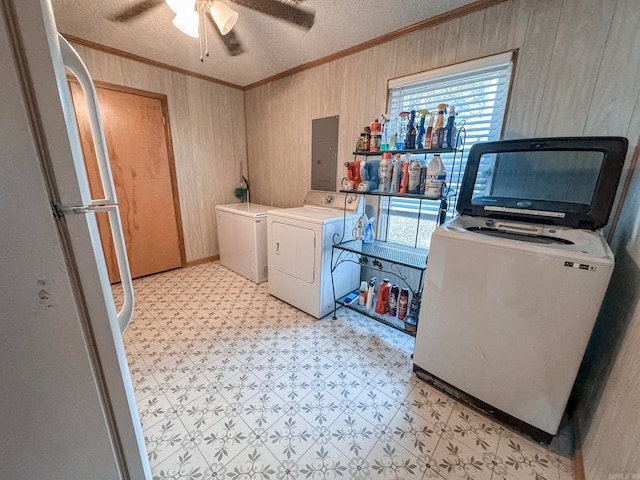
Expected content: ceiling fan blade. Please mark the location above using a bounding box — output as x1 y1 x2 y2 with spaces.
207 14 246 56
108 0 165 22
231 0 315 30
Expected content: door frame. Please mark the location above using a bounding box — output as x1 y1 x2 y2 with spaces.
68 78 187 269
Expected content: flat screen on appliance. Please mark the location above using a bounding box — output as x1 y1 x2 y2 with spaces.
457 137 627 229
471 150 604 212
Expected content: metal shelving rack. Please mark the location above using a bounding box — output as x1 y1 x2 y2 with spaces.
330 129 466 336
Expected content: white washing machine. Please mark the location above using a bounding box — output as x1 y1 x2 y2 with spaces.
267 191 361 318
215 203 275 284
413 137 627 441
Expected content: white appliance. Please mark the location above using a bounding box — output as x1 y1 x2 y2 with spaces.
267 191 361 318
216 202 273 283
413 137 627 441
1 2 150 478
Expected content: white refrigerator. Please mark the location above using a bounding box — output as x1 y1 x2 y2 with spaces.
1 1 150 479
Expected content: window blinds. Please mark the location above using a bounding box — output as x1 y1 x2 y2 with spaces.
386 52 514 224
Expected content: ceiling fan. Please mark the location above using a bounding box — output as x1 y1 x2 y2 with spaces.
109 0 315 59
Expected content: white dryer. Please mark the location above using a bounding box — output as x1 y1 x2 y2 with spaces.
413 137 628 442
216 203 275 284
267 191 361 318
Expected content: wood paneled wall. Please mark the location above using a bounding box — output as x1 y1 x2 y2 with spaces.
244 0 640 475
244 0 640 215
70 42 247 262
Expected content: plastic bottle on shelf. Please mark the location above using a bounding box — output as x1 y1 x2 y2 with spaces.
430 104 447 149
419 161 428 196
400 157 410 194
378 152 393 193
424 154 447 199
375 279 391 315
380 115 390 151
424 113 434 149
408 156 421 194
390 154 402 194
363 126 371 151
370 119 381 152
366 278 376 311
398 288 409 320
388 285 399 316
359 281 368 306
404 110 417 150
396 112 409 150
416 110 428 149
442 106 457 150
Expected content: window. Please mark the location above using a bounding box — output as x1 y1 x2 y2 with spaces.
383 52 514 248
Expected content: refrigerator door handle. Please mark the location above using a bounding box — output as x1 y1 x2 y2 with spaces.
58 34 135 332
103 205 135 332
58 34 116 206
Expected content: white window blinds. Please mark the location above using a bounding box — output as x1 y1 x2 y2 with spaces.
385 52 514 246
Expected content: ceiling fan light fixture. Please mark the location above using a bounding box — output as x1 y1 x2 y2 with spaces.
209 1 238 35
165 0 196 15
172 11 200 38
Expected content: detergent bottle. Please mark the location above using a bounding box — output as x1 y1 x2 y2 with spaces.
390 154 402 194
375 279 391 315
408 155 421 194
442 106 457 149
378 152 393 193
431 104 447 149
424 154 447 199
400 156 410 194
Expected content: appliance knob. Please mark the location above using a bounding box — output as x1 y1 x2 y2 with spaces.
325 195 334 204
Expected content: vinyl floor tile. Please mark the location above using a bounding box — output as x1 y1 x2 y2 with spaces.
121 262 573 480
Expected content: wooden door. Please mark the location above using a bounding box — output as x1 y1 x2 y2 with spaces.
70 82 184 282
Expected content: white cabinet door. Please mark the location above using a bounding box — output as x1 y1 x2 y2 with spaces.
270 222 315 283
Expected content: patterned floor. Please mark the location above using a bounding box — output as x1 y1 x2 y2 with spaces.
117 262 575 480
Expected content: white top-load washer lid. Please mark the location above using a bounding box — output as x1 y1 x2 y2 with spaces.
267 191 361 225
441 215 614 266
215 203 274 219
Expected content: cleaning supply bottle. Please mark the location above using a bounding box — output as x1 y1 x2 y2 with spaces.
378 152 393 193
398 288 409 320
408 155 421 194
419 161 428 196
442 106 457 149
400 157 410 194
424 113 434 149
424 154 447 199
359 281 368 306
431 104 447 149
404 110 417 149
389 116 397 151
366 278 376 311
396 112 409 150
363 217 375 244
416 110 428 149
363 126 371 151
390 154 402 194
375 279 391 315
388 285 399 316
370 119 382 152
380 115 390 151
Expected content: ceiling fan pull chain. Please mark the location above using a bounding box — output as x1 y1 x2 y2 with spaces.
199 3 204 62
204 5 210 57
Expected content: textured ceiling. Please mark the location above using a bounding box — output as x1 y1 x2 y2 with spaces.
51 0 479 87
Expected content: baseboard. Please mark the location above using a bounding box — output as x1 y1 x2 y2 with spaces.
186 255 219 267
572 447 585 480
571 416 586 480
